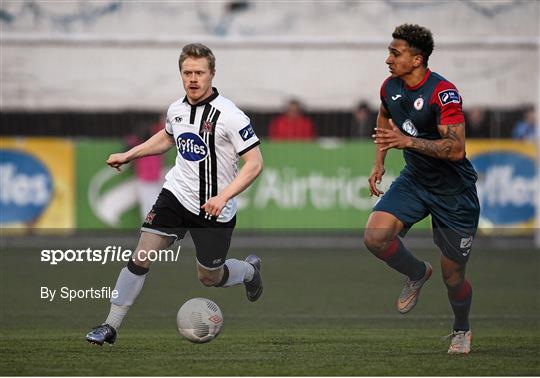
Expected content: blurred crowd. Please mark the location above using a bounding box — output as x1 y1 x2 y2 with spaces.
0 102 536 142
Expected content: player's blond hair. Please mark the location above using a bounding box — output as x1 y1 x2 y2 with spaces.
178 43 216 73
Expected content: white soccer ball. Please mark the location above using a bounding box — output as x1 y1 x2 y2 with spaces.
177 298 223 343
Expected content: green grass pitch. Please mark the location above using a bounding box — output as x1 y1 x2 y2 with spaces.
1 245 539 375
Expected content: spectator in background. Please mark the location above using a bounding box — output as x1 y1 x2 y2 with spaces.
512 107 536 141
464 106 490 138
268 99 316 141
127 117 165 220
350 101 375 138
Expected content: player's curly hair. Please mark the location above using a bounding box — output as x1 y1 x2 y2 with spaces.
392 24 434 67
178 43 216 72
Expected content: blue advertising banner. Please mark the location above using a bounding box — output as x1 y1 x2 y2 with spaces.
467 140 536 233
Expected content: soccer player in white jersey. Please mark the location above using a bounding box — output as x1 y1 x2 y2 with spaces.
86 43 264 345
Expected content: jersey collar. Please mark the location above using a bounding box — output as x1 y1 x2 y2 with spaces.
405 69 431 91
182 87 219 106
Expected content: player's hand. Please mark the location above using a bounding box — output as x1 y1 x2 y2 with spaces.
106 152 130 171
368 164 385 197
373 119 411 151
201 195 227 217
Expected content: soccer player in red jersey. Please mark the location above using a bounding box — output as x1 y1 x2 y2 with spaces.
364 24 480 354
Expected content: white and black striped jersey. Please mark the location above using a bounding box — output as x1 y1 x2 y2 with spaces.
163 88 260 222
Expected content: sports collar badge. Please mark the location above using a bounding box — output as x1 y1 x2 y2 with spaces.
202 120 215 134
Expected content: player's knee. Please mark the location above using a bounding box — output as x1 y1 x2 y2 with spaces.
131 252 152 269
363 231 390 255
442 274 464 291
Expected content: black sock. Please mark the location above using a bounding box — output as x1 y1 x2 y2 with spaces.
377 238 426 280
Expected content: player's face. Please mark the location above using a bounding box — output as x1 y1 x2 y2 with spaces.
181 57 215 104
385 39 421 78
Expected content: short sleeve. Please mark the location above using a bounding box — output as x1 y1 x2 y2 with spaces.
380 76 391 112
165 112 173 135
430 81 465 125
226 111 260 156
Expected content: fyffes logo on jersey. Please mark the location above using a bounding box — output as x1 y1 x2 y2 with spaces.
472 151 535 226
176 132 208 162
0 150 53 224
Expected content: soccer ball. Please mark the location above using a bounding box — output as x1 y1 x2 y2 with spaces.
177 298 223 343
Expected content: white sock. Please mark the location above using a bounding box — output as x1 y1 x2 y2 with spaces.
105 304 128 330
244 262 255 282
221 259 254 287
105 267 147 329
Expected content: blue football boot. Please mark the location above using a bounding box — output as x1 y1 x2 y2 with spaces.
86 324 117 346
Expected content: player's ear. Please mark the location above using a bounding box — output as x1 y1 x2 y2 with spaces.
413 54 423 68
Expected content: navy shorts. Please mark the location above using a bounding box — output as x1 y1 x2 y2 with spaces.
373 174 480 265
141 188 236 270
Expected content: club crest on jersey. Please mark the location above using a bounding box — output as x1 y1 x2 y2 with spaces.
176 132 208 162
202 120 215 134
239 124 255 141
414 97 424 110
402 119 418 137
438 89 460 106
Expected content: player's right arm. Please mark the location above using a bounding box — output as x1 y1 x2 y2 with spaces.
369 104 391 196
106 129 175 171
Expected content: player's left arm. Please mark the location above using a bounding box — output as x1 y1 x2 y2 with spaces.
201 146 263 217
408 121 465 161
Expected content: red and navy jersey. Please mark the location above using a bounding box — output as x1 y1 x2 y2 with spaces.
380 69 477 194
